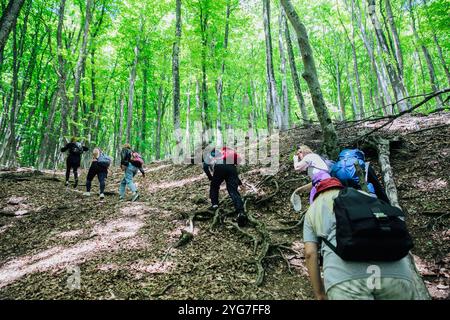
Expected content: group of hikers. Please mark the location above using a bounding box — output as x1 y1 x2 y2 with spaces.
61 137 420 300
61 137 145 201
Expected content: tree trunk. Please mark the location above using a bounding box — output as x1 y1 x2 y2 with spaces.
126 43 139 144
172 0 182 146
384 0 404 78
185 79 191 155
72 0 93 137
56 0 70 137
155 83 166 160
336 59 345 121
278 6 290 131
216 0 231 146
199 4 211 137
351 0 392 114
117 91 124 162
284 18 308 124
347 63 358 120
263 0 282 130
369 136 431 300
141 66 148 151
408 0 443 107
366 0 410 112
422 0 450 87
0 0 25 63
281 0 338 158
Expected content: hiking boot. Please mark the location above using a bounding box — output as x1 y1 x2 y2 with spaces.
208 205 219 211
119 196 125 202
99 193 105 199
65 181 69 187
131 192 140 202
73 180 78 188
83 192 91 196
237 212 248 227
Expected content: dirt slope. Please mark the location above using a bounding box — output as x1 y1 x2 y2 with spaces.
0 112 448 299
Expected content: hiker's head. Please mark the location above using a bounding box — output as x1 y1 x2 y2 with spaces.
297 145 312 159
70 136 78 143
93 148 101 159
123 143 131 150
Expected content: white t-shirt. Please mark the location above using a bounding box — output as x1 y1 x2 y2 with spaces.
293 153 329 179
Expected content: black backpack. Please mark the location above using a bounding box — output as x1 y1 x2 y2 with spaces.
70 142 83 155
320 188 413 262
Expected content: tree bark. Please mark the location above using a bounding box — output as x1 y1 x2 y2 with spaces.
0 0 26 63
278 6 290 131
351 0 392 114
117 91 124 161
199 4 211 137
336 59 345 121
383 0 404 77
263 0 282 130
216 0 231 146
55 0 70 137
281 0 339 158
72 0 93 137
126 43 139 144
284 18 308 124
408 0 443 107
173 0 182 147
369 136 431 300
141 65 148 151
366 0 410 112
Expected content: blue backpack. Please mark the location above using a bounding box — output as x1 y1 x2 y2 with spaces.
97 153 112 168
331 149 367 188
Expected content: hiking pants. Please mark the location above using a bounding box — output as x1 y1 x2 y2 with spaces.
327 277 415 300
210 164 244 213
65 158 80 182
119 163 138 197
86 165 107 194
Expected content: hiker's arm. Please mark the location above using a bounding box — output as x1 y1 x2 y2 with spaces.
61 144 68 152
202 162 213 181
83 146 89 151
139 167 145 177
293 155 308 171
305 242 327 300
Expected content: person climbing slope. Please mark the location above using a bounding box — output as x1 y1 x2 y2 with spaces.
119 143 145 202
61 137 89 188
84 148 111 199
207 146 247 227
303 178 416 300
293 145 331 204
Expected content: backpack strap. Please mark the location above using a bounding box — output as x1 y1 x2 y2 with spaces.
318 236 338 255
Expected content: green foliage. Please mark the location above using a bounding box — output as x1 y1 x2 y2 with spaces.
0 0 447 167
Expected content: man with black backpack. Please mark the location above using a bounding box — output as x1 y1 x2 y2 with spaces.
119 143 145 202
61 137 89 188
303 178 416 300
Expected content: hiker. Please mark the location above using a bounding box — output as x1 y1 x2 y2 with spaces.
84 148 111 199
330 148 389 203
293 145 331 204
207 146 247 227
119 143 145 202
303 178 415 300
61 137 89 188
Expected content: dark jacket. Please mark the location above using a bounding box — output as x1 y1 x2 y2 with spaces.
61 142 89 166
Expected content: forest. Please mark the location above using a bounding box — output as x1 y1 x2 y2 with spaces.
0 0 449 301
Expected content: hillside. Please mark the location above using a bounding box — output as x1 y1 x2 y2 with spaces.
0 112 449 299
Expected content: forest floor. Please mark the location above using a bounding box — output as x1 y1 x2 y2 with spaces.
0 112 449 300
